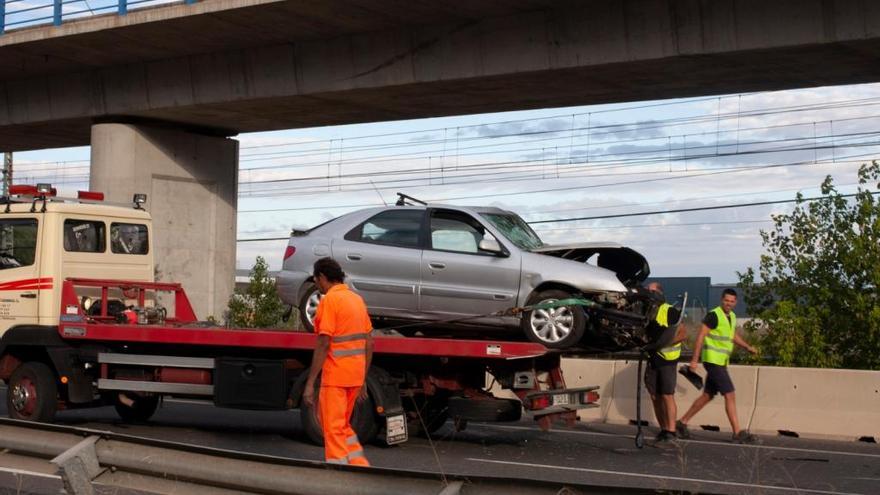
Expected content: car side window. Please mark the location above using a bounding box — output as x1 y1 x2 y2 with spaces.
111 223 149 254
64 219 106 253
429 210 497 254
0 218 38 269
346 210 423 248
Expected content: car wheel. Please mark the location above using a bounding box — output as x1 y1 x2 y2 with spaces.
521 289 586 349
298 283 322 332
6 361 58 422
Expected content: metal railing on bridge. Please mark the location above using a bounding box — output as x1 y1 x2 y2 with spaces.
1 0 197 34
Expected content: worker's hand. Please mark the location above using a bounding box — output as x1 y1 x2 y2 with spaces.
357 385 369 403
302 385 315 408
748 345 759 355
689 360 699 372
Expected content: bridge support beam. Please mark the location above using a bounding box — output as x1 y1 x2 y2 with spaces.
89 123 238 320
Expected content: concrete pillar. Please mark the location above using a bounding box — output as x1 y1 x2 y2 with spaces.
90 123 238 320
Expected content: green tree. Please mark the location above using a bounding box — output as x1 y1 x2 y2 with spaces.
226 256 287 328
739 162 880 370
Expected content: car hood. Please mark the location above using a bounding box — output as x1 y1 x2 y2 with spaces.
530 242 650 286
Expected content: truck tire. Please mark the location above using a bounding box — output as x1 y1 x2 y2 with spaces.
520 289 586 349
6 361 58 422
300 382 381 446
406 396 449 437
447 396 521 422
298 283 322 332
114 393 160 423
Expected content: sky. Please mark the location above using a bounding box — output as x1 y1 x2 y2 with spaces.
11 82 880 283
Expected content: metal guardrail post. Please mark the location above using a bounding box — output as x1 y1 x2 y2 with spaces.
119 0 127 16
53 0 62 26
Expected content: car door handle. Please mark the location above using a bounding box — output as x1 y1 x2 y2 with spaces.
21 293 37 299
347 253 363 261
428 262 446 270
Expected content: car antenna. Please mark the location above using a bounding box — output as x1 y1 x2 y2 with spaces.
396 193 427 206
369 181 388 206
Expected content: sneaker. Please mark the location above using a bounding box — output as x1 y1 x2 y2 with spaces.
676 420 691 439
655 430 678 449
733 430 760 444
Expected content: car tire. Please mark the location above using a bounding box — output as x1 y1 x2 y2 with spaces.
114 393 160 423
300 378 381 446
6 361 58 422
298 283 322 332
521 289 587 349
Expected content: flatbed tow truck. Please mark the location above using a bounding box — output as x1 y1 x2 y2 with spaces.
0 184 601 447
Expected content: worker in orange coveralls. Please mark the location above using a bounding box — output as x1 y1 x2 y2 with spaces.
302 257 373 466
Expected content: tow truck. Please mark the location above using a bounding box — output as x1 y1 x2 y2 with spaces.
0 184 601 446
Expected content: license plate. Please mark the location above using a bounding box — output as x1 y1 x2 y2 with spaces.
385 413 408 445
552 394 570 406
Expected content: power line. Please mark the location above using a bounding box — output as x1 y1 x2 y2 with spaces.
532 219 774 232
528 191 880 224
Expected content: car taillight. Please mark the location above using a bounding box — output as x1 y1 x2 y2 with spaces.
582 391 600 404
283 246 296 261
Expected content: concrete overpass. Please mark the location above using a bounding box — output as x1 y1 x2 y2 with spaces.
4 0 880 150
3 0 880 317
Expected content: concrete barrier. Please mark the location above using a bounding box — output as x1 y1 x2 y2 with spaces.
750 366 880 441
559 358 616 422
605 360 759 435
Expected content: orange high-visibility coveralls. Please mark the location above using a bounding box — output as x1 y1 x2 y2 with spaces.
313 284 372 466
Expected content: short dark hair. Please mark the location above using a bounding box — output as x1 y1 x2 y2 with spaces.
722 288 738 298
313 257 346 283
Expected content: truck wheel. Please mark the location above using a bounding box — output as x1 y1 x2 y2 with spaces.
300 382 380 446
298 283 322 332
447 396 522 422
406 396 449 437
6 361 58 422
520 289 586 349
114 393 160 423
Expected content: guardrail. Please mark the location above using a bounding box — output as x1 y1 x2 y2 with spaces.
0 0 197 35
0 418 637 495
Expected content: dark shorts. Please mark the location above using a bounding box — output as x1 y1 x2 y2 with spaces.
644 357 677 396
704 362 735 397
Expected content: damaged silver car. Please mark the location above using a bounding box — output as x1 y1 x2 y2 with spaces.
276 196 658 349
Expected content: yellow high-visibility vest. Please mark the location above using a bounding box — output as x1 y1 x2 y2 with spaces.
702 306 736 366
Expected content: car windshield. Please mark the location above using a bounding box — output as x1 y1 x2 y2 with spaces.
480 213 544 250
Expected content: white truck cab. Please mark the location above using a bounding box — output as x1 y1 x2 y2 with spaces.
0 185 153 339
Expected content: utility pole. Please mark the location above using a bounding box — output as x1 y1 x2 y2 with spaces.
2 152 11 197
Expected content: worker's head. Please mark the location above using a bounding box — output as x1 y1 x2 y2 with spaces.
646 281 664 297
720 288 737 313
312 257 346 294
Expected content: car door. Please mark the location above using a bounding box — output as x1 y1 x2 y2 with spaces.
0 216 42 335
419 209 521 318
331 209 425 313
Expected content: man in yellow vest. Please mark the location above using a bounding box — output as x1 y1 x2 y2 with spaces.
676 289 759 444
643 282 687 447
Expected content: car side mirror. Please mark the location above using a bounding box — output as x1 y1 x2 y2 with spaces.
479 238 505 256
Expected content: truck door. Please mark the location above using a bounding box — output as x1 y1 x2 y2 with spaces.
0 217 42 333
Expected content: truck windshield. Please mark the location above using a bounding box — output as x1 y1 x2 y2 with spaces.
480 213 543 251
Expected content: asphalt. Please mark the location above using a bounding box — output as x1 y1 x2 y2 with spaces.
0 385 878 495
